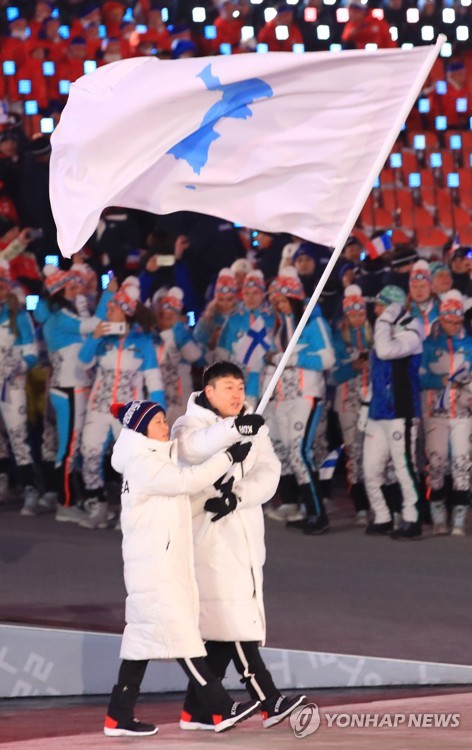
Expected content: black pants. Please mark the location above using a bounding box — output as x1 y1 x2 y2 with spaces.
184 641 280 716
107 656 234 723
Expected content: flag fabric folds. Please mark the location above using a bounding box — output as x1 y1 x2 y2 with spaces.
50 46 440 258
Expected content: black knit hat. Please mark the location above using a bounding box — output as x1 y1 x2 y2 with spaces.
391 244 419 269
110 401 166 435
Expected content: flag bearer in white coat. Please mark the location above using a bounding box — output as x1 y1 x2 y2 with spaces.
171 361 306 730
104 399 259 737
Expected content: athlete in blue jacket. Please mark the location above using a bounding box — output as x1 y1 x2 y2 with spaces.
363 286 425 540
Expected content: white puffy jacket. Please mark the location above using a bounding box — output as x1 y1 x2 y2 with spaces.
171 393 281 644
111 427 232 660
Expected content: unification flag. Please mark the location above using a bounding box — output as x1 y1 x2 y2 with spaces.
50 45 441 257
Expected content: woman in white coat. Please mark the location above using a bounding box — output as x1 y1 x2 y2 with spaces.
104 399 259 737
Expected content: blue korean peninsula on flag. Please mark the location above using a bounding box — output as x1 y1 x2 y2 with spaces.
50 46 440 258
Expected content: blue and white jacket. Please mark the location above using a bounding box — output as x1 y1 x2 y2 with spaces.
217 307 275 400
420 324 472 419
0 303 37 383
80 326 166 414
153 322 204 409
369 304 424 421
265 308 334 402
194 309 228 352
332 324 371 411
33 294 108 389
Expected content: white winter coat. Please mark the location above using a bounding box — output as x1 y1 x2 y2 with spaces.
111 427 233 660
171 394 281 644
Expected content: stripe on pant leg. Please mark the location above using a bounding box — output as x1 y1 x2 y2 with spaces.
403 418 420 516
302 399 324 474
234 642 266 701
182 658 208 687
299 399 323 515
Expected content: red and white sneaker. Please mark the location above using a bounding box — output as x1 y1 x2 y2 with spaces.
213 700 260 733
179 710 214 731
261 694 307 728
103 716 158 737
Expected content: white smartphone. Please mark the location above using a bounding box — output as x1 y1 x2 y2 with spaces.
156 254 176 266
102 321 128 336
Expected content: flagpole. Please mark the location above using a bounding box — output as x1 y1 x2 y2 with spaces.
256 36 445 416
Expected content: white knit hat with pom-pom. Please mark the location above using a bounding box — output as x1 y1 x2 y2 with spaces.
440 289 464 318
343 284 366 312
43 263 67 295
160 286 184 313
273 266 305 301
243 269 265 292
114 283 140 317
410 259 432 283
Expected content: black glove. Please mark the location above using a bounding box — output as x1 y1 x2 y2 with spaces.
235 414 265 437
205 477 237 522
225 441 252 463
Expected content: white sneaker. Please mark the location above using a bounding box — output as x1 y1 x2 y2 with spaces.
55 505 88 524
21 486 40 516
38 492 58 513
266 504 304 522
354 510 369 528
451 506 468 537
79 500 109 529
433 523 449 536
430 500 447 528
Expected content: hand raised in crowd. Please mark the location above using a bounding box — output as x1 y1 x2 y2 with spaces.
107 277 119 293
18 228 33 245
93 321 109 339
226 441 252 463
146 255 160 273
174 234 190 260
235 414 265 436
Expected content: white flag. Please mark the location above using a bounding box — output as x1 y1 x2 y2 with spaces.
50 46 440 257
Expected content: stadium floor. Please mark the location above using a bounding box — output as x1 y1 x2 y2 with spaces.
2 483 472 746
1 486 470 665
1 688 472 747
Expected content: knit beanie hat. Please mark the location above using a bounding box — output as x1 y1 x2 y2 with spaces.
160 286 184 313
343 284 366 313
114 283 140 317
376 285 407 307
43 264 68 295
391 245 419 269
429 261 450 279
110 400 166 434
215 268 237 296
273 266 305 300
410 259 432 284
440 289 464 319
243 270 265 293
293 242 318 263
230 258 252 276
71 261 93 286
0 259 12 286
121 275 140 293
